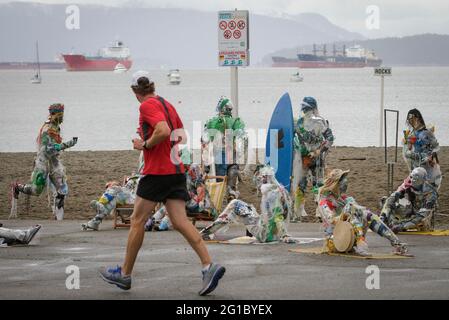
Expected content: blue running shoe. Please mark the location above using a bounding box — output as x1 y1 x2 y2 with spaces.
99 265 131 290
199 263 226 296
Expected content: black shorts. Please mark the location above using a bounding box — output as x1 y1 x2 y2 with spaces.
136 174 190 203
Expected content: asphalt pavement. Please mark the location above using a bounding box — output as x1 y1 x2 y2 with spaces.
1 220 448 299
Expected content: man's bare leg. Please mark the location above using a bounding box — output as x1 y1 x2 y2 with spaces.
122 196 157 275
165 199 212 267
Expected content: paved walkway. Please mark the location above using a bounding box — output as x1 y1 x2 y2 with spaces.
1 220 449 299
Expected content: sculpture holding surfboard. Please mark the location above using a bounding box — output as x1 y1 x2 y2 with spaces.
266 94 335 222
291 97 335 221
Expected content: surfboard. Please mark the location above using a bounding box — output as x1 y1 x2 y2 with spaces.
265 93 294 191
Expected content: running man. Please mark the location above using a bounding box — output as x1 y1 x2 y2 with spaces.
99 71 225 295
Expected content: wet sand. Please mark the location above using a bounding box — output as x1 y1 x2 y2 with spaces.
1 147 448 226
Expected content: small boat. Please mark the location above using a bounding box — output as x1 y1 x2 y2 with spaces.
31 73 41 84
31 41 42 84
167 69 181 85
113 63 128 73
290 71 303 82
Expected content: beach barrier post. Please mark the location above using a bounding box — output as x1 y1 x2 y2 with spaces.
384 108 399 194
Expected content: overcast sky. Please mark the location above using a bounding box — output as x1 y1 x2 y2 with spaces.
2 0 448 38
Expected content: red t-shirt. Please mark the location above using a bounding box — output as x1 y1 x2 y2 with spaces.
139 96 185 175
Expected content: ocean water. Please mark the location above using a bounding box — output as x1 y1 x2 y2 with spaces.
0 67 448 152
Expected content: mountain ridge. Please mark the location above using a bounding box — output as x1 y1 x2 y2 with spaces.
0 2 365 67
262 33 449 66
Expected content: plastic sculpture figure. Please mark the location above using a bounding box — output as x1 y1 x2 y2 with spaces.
81 177 140 231
202 96 247 200
10 103 78 220
0 224 41 246
317 169 410 256
402 108 441 189
82 153 144 231
291 97 334 221
380 167 438 232
200 165 294 243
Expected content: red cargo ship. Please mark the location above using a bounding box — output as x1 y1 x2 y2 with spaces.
62 40 132 71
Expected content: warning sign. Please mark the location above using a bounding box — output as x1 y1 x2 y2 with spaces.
237 20 246 30
219 21 227 30
218 10 249 67
218 50 249 67
218 10 249 52
224 30 232 39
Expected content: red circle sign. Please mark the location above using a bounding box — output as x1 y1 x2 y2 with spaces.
233 30 241 39
224 30 232 39
228 20 236 30
219 21 227 30
237 20 246 30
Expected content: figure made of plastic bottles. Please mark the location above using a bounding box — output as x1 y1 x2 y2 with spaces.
291 97 334 221
381 167 438 233
200 165 294 243
202 96 247 200
82 153 144 231
0 224 41 246
317 169 410 256
145 163 217 231
402 108 441 189
10 103 78 220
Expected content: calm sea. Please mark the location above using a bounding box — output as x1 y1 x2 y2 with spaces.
0 67 448 152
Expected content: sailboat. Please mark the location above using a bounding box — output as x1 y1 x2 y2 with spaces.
31 41 42 84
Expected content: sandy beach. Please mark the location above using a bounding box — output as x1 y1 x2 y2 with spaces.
1 147 448 226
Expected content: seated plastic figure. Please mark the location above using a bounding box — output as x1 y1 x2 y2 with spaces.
81 175 140 231
145 206 172 232
82 151 144 231
0 225 41 246
317 169 410 256
200 165 294 243
380 167 438 233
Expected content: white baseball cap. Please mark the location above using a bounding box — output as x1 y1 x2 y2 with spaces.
131 70 152 86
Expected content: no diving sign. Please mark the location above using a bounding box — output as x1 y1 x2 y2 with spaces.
218 10 249 66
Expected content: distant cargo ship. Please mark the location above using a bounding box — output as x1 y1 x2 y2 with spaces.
272 44 382 68
62 40 132 71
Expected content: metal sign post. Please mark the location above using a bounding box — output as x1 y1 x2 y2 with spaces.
231 66 239 116
384 108 399 194
218 9 249 117
374 67 392 147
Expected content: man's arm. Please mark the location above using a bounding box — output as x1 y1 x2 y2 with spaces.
133 121 171 150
